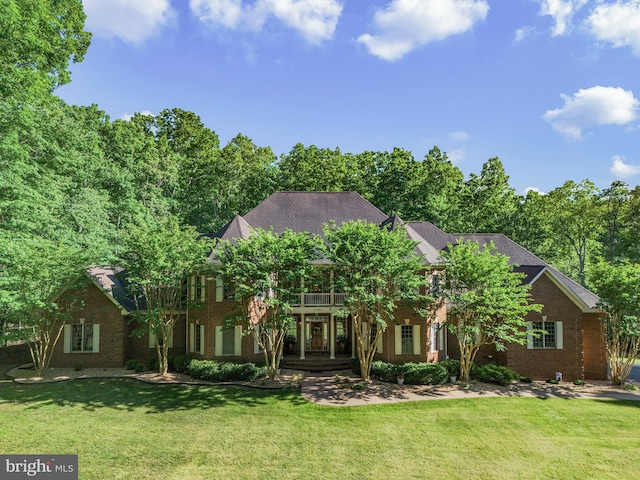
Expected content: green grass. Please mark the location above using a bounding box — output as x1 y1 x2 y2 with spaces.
1 379 639 479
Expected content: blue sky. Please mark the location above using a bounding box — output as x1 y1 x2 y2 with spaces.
57 0 640 195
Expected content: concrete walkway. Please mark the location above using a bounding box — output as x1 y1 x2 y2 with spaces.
300 372 640 406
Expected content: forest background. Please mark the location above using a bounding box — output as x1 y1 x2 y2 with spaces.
1 0 639 300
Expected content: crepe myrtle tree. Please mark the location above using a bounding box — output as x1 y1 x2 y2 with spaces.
0 235 87 375
590 261 640 385
439 239 542 382
119 217 212 376
323 220 430 382
215 228 320 380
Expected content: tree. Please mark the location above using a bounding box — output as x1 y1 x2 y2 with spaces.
0 235 87 375
590 261 640 385
215 229 320 379
546 180 603 286
119 217 211 375
0 0 90 100
439 239 541 382
323 220 428 381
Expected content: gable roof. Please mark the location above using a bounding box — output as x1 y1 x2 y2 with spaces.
86 266 135 313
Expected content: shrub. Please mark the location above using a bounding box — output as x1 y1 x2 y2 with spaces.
546 378 559 384
187 359 267 382
370 361 399 382
439 359 461 378
471 364 519 386
399 363 448 385
146 356 159 372
574 379 586 386
520 376 533 383
171 354 195 373
371 361 448 385
134 363 145 373
351 357 361 375
125 359 139 371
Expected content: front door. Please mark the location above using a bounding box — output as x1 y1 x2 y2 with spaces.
310 322 323 350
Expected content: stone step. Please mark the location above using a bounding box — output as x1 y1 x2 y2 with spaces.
281 358 353 373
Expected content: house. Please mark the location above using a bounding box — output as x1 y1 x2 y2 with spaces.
52 192 607 381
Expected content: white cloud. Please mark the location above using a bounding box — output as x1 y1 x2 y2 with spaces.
189 0 343 44
542 86 639 139
538 0 587 36
611 155 640 178
514 26 535 42
356 0 489 61
84 0 175 44
446 148 465 164
448 131 471 142
524 187 546 195
120 110 154 121
587 0 640 55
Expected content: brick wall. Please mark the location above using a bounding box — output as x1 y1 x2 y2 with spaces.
506 273 584 381
0 343 32 366
51 283 127 368
582 312 607 380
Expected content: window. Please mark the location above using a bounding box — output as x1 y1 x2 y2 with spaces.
394 324 421 355
215 326 242 356
216 277 235 302
189 275 206 302
429 273 441 296
190 324 205 354
63 323 100 353
528 321 563 349
401 325 413 354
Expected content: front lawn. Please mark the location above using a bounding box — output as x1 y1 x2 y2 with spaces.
1 379 639 479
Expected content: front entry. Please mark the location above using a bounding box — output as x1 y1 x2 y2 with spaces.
306 316 328 351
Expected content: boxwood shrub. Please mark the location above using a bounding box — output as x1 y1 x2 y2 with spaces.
370 361 448 385
187 359 267 382
470 363 519 386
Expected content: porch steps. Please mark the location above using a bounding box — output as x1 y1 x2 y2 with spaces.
281 356 352 373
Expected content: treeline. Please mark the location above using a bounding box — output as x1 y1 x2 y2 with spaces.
1 0 639 292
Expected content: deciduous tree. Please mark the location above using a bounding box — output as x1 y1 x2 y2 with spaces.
590 261 640 385
215 229 320 379
323 220 428 381
439 239 541 382
119 217 211 375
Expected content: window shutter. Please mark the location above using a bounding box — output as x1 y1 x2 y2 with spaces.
199 325 205 354
556 322 563 349
395 325 402 354
189 275 195 301
200 275 206 302
527 324 533 349
215 326 223 356
254 325 261 354
149 326 156 348
92 324 100 353
438 324 444 351
362 321 369 351
63 325 71 353
377 330 383 353
189 324 195 352
430 323 437 353
216 276 224 302
234 326 242 356
167 324 174 348
413 325 421 355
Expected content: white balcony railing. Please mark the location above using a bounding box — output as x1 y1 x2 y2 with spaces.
290 292 346 307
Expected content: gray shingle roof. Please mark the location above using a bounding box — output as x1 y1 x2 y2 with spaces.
86 266 135 313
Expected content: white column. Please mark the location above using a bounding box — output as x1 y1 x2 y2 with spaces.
329 314 335 359
300 314 306 360
351 316 356 359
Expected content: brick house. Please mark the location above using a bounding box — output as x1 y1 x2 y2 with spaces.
53 192 606 381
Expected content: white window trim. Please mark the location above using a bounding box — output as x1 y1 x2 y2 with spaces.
63 323 100 353
527 321 563 350
215 325 242 356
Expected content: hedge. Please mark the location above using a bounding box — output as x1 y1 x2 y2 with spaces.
187 359 267 382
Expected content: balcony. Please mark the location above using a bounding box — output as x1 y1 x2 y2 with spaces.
290 292 345 307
